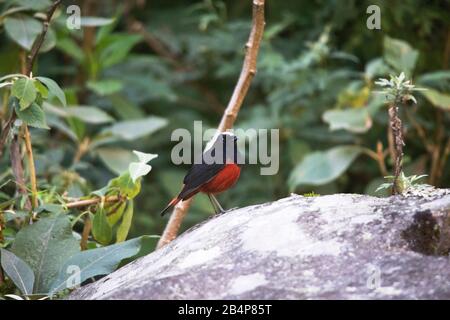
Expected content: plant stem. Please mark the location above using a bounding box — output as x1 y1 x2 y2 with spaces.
80 214 92 250
388 101 405 195
9 134 31 210
0 266 4 286
157 0 266 249
0 209 4 244
23 126 38 208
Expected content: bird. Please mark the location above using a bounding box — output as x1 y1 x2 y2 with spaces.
160 132 241 216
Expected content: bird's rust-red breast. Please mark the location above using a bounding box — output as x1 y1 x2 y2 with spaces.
200 163 241 194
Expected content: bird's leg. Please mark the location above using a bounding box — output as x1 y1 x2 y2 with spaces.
210 194 225 214
208 193 221 214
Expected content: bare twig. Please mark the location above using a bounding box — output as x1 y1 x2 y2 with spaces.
363 143 388 177
26 0 61 75
65 195 122 209
157 0 265 249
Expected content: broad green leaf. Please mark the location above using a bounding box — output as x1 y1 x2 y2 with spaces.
129 162 152 183
116 201 133 243
92 208 112 245
80 17 115 27
133 150 158 163
12 0 51 10
87 79 123 96
11 215 80 294
365 58 393 79
15 102 50 129
97 148 135 175
34 80 48 99
418 71 450 85
289 146 363 190
67 106 114 124
0 248 35 295
11 78 36 110
421 88 450 110
35 77 67 107
4 16 41 51
102 116 167 140
322 108 372 133
49 236 145 295
99 34 142 68
45 103 113 124
56 38 84 62
383 36 419 76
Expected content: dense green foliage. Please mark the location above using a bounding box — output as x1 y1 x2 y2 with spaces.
0 0 449 298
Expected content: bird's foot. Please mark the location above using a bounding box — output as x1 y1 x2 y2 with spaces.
213 207 238 216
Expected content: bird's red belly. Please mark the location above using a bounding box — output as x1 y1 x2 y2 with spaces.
201 163 241 194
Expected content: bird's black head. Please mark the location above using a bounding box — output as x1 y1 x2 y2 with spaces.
206 132 240 164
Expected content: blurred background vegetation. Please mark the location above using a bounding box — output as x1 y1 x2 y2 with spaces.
1 0 449 240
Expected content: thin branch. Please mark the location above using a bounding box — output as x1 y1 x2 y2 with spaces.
157 0 265 249
157 199 192 248
65 195 122 209
25 0 61 75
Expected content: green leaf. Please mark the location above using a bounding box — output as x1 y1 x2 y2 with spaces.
108 173 141 199
418 71 450 85
288 146 363 190
97 148 136 175
383 36 419 76
11 78 36 110
106 201 126 226
67 106 114 124
116 201 133 243
322 108 372 133
55 38 84 62
15 102 50 129
12 0 51 10
49 236 145 295
35 77 67 107
0 248 35 295
4 16 41 51
11 215 80 294
80 17 115 27
421 88 450 110
92 208 112 245
99 34 142 68
87 79 123 96
102 116 168 141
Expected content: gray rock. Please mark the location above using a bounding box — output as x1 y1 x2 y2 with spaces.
69 188 450 300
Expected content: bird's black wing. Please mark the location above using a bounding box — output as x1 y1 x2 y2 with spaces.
178 162 225 199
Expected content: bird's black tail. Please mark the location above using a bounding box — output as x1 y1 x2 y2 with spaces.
159 198 179 216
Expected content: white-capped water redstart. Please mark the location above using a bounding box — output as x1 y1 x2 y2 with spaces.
160 132 241 216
